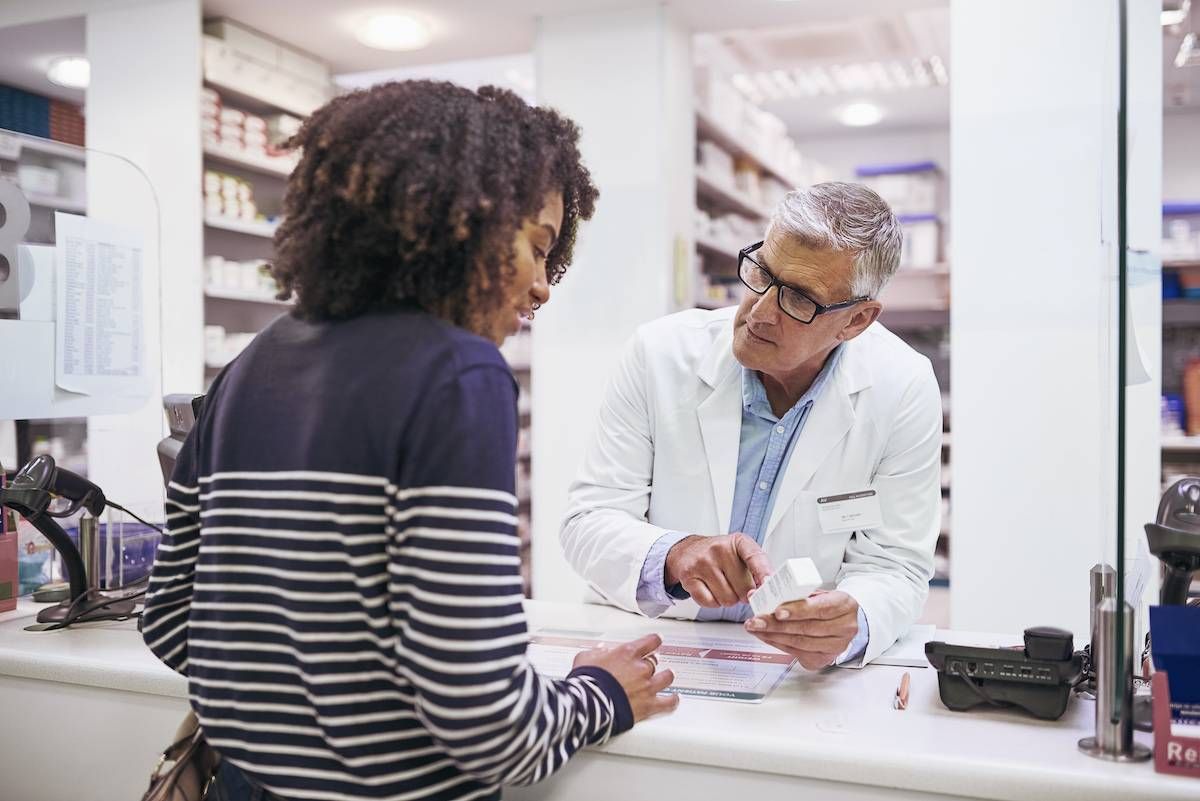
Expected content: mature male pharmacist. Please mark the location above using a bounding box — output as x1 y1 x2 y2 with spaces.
561 182 942 670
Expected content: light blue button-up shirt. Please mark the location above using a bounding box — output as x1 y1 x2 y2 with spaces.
636 347 869 665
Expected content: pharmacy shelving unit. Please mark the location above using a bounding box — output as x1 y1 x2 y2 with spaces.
691 107 789 310
1160 200 1200 498
0 129 90 475
200 67 307 390
499 321 534 596
0 130 87 243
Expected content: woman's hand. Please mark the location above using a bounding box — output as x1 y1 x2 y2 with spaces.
573 633 679 722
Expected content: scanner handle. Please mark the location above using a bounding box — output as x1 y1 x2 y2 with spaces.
29 514 88 603
1160 566 1194 607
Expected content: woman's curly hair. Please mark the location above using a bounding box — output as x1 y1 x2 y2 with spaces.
270 80 598 332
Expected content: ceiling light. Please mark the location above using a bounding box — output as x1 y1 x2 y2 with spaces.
1163 1 1191 26
46 56 89 89
836 101 884 127
356 13 431 51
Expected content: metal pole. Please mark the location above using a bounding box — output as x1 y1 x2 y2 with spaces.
1078 599 1150 761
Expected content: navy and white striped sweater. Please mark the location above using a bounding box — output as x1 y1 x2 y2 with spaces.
141 307 631 801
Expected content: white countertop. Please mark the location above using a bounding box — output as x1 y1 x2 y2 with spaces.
0 599 185 699
0 598 1192 800
522 601 1190 801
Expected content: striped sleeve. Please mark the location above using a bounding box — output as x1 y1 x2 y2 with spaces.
389 363 632 788
141 428 202 675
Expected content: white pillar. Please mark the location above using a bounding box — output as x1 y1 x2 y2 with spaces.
85 0 203 520
950 0 1161 637
531 5 693 601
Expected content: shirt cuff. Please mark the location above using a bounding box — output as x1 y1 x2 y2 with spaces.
834 605 871 666
567 665 634 736
635 530 692 616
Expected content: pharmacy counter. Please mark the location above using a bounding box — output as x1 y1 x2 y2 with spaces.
0 599 1192 801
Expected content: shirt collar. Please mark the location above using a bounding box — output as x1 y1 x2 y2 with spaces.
742 344 844 423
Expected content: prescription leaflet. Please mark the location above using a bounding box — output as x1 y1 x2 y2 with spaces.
527 625 797 703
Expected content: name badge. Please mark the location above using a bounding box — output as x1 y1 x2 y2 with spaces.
816 489 883 534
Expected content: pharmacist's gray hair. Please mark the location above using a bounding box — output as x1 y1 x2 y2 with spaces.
770 182 902 299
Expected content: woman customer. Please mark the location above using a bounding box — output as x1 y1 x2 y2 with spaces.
141 80 677 801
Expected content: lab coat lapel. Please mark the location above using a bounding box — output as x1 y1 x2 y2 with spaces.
696 329 742 537
764 345 870 540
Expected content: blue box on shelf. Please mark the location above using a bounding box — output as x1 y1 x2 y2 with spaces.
1164 270 1182 299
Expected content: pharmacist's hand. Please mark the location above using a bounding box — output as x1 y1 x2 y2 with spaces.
743 589 859 671
664 533 774 608
572 633 680 722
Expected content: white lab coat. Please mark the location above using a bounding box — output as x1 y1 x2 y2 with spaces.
560 307 943 666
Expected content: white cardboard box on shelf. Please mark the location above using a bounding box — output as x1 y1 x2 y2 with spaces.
204 18 280 67
878 267 950 311
857 164 943 217
204 36 331 117
899 216 942 268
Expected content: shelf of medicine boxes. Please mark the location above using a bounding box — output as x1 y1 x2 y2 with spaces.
204 213 280 239
695 170 771 221
695 109 797 188
1163 436 1200 455
0 132 87 213
22 191 86 214
204 139 298 178
0 130 85 162
204 286 293 306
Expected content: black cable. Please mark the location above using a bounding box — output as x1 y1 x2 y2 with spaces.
954 670 1004 708
105 500 165 534
39 588 147 632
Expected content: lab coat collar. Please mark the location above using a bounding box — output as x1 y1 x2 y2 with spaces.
696 321 876 539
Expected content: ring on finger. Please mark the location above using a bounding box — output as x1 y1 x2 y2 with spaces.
642 653 659 671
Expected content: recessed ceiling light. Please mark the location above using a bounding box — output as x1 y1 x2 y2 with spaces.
46 56 89 89
356 13 431 51
836 101 884 127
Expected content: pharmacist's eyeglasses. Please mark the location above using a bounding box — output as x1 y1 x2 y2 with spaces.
737 241 870 325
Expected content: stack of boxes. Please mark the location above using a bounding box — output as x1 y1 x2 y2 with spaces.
203 18 333 117
0 85 50 140
204 168 258 223
205 254 280 298
0 85 86 146
695 69 808 187
855 162 945 269
201 87 299 167
203 326 258 369
48 99 85 146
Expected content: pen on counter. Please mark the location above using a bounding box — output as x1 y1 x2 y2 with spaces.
893 671 911 711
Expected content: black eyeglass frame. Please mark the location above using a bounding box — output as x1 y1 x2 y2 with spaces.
736 240 872 324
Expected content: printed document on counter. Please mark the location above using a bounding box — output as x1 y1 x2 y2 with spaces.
54 212 146 397
528 626 797 703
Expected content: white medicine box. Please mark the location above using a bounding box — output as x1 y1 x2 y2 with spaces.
856 162 943 217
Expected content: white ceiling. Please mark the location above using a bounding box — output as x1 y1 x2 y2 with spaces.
0 16 85 106
200 0 945 74
0 2 1195 142
698 5 952 136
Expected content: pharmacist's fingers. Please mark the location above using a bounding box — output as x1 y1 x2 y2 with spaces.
732 533 773 588
755 635 840 670
755 631 849 652
650 668 675 694
686 579 719 608
697 570 739 608
778 590 858 621
757 614 857 639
